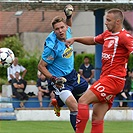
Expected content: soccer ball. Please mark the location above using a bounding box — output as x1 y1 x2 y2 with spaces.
64 4 74 17
0 48 15 67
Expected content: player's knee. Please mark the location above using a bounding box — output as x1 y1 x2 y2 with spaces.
66 96 78 111
92 111 104 121
78 96 88 104
67 100 78 112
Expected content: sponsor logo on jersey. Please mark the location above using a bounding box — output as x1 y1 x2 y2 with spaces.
102 53 112 60
63 47 73 58
108 40 114 48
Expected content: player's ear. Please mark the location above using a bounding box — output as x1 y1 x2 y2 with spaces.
116 19 121 25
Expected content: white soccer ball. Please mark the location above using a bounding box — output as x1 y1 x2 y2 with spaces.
64 4 74 17
0 48 15 67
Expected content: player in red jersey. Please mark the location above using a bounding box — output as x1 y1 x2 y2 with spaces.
66 8 133 133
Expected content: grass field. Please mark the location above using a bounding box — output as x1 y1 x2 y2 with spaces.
0 121 133 133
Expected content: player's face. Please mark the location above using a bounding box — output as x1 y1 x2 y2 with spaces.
53 21 67 41
105 13 117 33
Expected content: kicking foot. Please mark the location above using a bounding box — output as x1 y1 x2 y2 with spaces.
51 99 61 117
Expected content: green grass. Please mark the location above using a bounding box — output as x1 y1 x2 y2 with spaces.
0 121 133 133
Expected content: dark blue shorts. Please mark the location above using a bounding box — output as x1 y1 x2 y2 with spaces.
49 69 88 107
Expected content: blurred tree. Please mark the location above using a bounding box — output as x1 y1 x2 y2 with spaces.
0 36 28 58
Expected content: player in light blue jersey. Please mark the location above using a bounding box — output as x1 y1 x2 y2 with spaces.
38 4 88 131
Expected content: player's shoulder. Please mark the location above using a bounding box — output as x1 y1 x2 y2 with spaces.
95 30 110 39
103 30 111 36
119 29 133 42
67 26 71 33
120 29 132 37
45 31 57 49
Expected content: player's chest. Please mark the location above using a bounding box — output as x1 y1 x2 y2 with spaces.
103 36 120 52
56 47 73 59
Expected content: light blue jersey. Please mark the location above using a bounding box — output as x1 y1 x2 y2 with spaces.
42 27 74 77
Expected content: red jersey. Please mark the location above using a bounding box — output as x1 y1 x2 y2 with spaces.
94 29 133 78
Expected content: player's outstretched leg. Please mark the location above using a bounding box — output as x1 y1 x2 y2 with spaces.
51 98 61 117
76 103 89 133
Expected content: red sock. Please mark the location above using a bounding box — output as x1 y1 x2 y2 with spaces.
91 120 104 133
76 104 89 133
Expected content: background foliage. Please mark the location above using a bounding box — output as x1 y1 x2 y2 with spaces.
74 53 95 72
0 36 28 58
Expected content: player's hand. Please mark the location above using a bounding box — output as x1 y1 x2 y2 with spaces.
64 4 74 19
50 76 67 88
65 38 75 48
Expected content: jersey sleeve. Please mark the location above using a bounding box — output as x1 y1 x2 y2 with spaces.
94 32 106 45
42 46 56 64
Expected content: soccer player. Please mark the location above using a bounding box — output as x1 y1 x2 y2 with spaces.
66 8 133 133
38 5 88 131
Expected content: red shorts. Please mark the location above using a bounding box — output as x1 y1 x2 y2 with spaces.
90 75 125 109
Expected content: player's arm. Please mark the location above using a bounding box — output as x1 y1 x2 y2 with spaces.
38 59 66 88
38 59 52 79
64 4 73 27
66 17 72 27
66 36 96 47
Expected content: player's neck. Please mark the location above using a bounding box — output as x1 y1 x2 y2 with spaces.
57 37 66 42
112 26 123 33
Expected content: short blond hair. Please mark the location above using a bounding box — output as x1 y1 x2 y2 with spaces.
107 8 124 23
51 16 66 28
